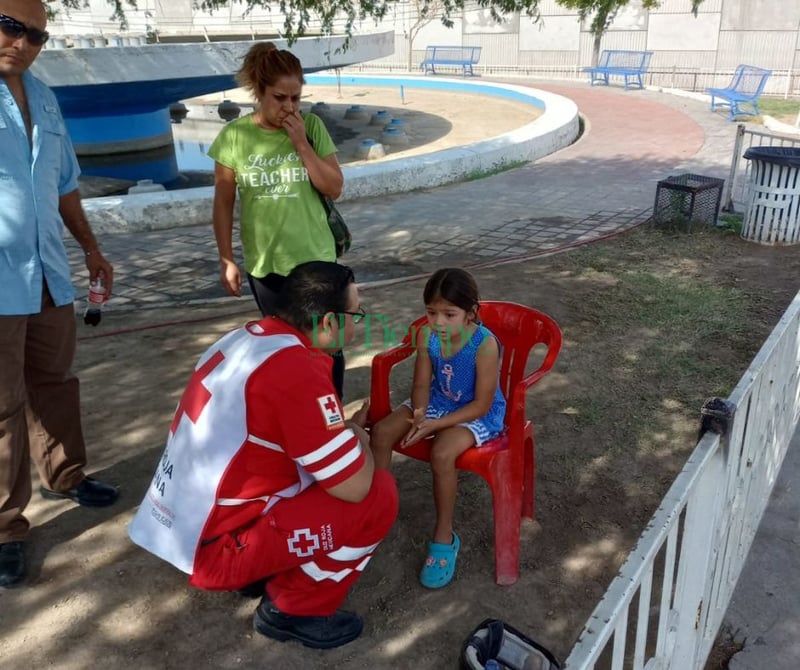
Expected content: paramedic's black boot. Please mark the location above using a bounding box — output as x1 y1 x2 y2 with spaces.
0 542 25 589
253 596 363 649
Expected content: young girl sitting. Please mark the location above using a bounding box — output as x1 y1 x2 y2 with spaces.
371 268 506 588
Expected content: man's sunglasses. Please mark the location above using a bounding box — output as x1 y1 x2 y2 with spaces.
0 13 50 47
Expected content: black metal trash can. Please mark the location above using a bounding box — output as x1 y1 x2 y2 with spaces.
742 146 800 245
652 173 724 229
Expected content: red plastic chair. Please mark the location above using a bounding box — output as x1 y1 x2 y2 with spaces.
369 301 562 585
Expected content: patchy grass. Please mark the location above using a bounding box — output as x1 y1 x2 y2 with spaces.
554 226 753 399
718 212 744 235
757 97 800 119
524 223 797 510
464 159 529 181
726 98 800 125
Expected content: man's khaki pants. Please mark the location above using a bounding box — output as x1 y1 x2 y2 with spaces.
0 290 87 542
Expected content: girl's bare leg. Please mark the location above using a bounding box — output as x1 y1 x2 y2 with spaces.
370 406 413 470
429 427 475 544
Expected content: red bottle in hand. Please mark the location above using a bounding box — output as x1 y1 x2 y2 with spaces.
83 271 107 326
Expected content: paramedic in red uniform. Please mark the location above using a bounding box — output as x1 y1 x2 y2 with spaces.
128 262 398 649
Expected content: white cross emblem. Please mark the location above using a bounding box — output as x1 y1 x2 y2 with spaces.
287 528 320 557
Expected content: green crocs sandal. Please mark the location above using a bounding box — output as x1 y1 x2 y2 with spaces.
419 532 460 589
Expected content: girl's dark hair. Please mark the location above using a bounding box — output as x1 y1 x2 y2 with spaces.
236 41 305 99
274 262 354 332
423 268 480 313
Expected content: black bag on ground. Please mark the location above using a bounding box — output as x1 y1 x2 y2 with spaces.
460 618 561 670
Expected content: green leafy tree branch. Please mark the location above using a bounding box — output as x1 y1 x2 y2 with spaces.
47 0 703 54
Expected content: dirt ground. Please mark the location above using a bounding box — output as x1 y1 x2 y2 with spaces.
1 226 799 670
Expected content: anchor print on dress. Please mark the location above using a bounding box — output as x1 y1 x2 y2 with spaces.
440 364 462 402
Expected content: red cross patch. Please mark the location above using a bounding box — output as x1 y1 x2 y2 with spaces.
317 394 344 429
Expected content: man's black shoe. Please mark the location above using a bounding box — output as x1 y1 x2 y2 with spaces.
40 477 119 507
253 596 363 649
0 542 26 589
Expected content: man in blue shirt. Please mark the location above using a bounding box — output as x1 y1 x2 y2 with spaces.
0 0 120 589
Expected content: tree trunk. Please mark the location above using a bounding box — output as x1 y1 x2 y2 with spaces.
592 32 602 66
590 7 612 67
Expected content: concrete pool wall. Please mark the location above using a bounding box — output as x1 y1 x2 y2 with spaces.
81 76 580 234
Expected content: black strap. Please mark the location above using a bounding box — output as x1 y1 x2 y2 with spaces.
466 619 504 663
304 133 329 210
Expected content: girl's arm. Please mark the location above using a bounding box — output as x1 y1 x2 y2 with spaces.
410 329 433 415
428 335 501 429
212 162 241 297
400 332 434 446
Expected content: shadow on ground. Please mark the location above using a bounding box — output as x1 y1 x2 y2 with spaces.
4 224 800 669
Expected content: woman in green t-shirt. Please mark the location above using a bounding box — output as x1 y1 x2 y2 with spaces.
209 42 347 396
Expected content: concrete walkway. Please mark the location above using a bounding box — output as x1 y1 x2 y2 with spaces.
65 79 795 665
725 427 800 670
65 79 735 310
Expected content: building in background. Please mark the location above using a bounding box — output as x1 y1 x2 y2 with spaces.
44 0 800 96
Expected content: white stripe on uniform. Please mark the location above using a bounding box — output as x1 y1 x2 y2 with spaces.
311 445 362 482
247 434 284 452
295 430 357 466
327 541 380 561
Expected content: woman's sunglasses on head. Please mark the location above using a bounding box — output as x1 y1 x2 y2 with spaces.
0 14 50 47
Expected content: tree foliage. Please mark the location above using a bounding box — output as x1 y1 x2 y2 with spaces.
555 0 703 65
202 0 544 38
49 0 540 40
558 0 703 37
53 0 132 27
49 0 704 46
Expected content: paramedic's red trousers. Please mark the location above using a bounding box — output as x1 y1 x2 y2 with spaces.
191 469 398 616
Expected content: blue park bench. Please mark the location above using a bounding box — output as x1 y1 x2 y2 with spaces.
420 45 482 77
706 64 772 120
583 50 653 90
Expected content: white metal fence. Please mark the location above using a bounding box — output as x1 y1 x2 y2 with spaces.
723 124 800 213
563 289 800 670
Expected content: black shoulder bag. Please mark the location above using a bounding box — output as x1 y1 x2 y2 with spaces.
306 133 351 258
